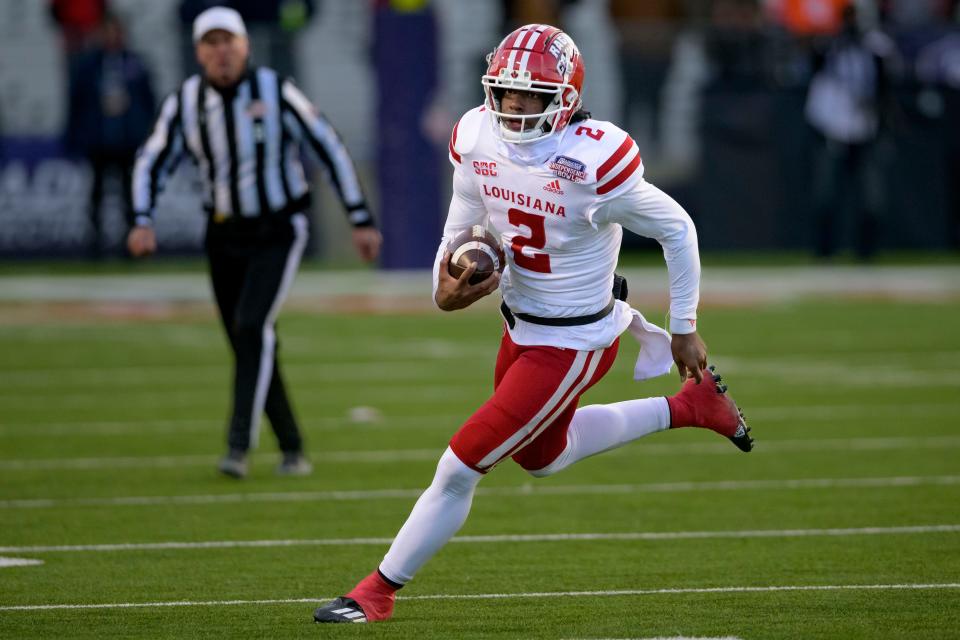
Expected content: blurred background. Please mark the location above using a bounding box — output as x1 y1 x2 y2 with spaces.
2 4 960 632
0 0 959 267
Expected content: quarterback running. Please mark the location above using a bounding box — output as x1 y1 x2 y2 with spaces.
314 23 753 624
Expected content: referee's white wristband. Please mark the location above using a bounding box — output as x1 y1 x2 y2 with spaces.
134 215 154 227
348 209 371 225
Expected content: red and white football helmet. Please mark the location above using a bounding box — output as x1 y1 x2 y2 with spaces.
482 24 585 143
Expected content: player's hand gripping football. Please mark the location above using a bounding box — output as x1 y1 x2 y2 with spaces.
435 251 500 311
671 331 708 383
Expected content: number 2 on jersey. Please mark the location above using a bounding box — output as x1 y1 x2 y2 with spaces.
508 208 552 273
575 126 605 141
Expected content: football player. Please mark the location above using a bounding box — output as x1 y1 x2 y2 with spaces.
314 23 752 624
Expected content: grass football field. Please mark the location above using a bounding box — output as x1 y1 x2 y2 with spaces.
1 276 959 639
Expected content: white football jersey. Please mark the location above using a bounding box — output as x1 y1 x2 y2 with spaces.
435 105 701 355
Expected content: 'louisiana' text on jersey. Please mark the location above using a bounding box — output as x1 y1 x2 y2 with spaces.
482 185 566 217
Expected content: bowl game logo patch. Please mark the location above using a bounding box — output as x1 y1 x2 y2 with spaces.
549 155 586 183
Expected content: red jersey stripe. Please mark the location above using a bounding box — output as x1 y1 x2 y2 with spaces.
596 136 635 181
596 152 641 195
449 120 462 164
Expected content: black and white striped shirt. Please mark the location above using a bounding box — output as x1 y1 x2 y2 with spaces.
132 66 372 227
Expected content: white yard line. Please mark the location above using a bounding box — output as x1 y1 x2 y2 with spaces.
0 414 462 436
2 475 959 510
4 368 959 403
2 402 957 437
1 582 958 612
569 637 743 640
0 360 451 388
0 449 443 471
0 557 43 568
708 360 960 388
4 351 959 388
3 435 960 471
0 385 482 409
1 523 957 554
566 637 743 640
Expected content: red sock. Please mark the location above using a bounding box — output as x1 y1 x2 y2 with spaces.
345 570 400 622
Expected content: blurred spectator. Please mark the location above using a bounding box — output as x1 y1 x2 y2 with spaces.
65 13 155 258
610 0 684 152
49 0 106 58
915 31 960 88
232 0 315 78
705 0 771 88
914 17 960 248
804 3 897 259
499 0 565 32
945 82 960 249
766 0 851 36
882 0 954 66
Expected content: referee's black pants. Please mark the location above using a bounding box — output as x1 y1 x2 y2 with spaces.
204 212 309 454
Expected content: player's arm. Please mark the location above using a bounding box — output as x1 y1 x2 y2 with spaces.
595 177 706 381
128 90 186 257
280 79 381 262
433 157 498 311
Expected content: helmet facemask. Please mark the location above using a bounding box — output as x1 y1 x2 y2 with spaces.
482 66 579 144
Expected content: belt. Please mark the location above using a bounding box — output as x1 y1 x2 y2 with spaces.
500 298 615 329
204 194 312 224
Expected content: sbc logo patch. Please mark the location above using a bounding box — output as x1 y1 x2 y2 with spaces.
473 161 498 177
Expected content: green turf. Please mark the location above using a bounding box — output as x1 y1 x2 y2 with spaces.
2 247 957 275
1 298 959 638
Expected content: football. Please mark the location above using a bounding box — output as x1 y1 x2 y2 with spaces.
447 225 505 285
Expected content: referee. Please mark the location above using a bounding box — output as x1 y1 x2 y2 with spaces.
127 7 382 478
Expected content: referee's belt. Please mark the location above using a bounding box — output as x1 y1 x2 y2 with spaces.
500 297 615 329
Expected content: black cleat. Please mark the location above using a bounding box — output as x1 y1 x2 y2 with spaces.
314 597 367 623
729 409 754 452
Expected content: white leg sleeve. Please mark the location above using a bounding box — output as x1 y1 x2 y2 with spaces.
529 397 670 478
378 447 482 585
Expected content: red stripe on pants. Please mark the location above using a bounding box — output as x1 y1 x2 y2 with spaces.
449 330 619 472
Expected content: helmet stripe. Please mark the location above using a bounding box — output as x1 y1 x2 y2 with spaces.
506 47 519 73
511 26 530 48
520 25 543 50
517 50 531 75
525 25 549 50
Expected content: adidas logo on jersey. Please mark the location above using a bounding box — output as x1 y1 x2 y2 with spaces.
543 179 564 195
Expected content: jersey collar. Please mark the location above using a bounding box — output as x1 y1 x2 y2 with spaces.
496 124 568 167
